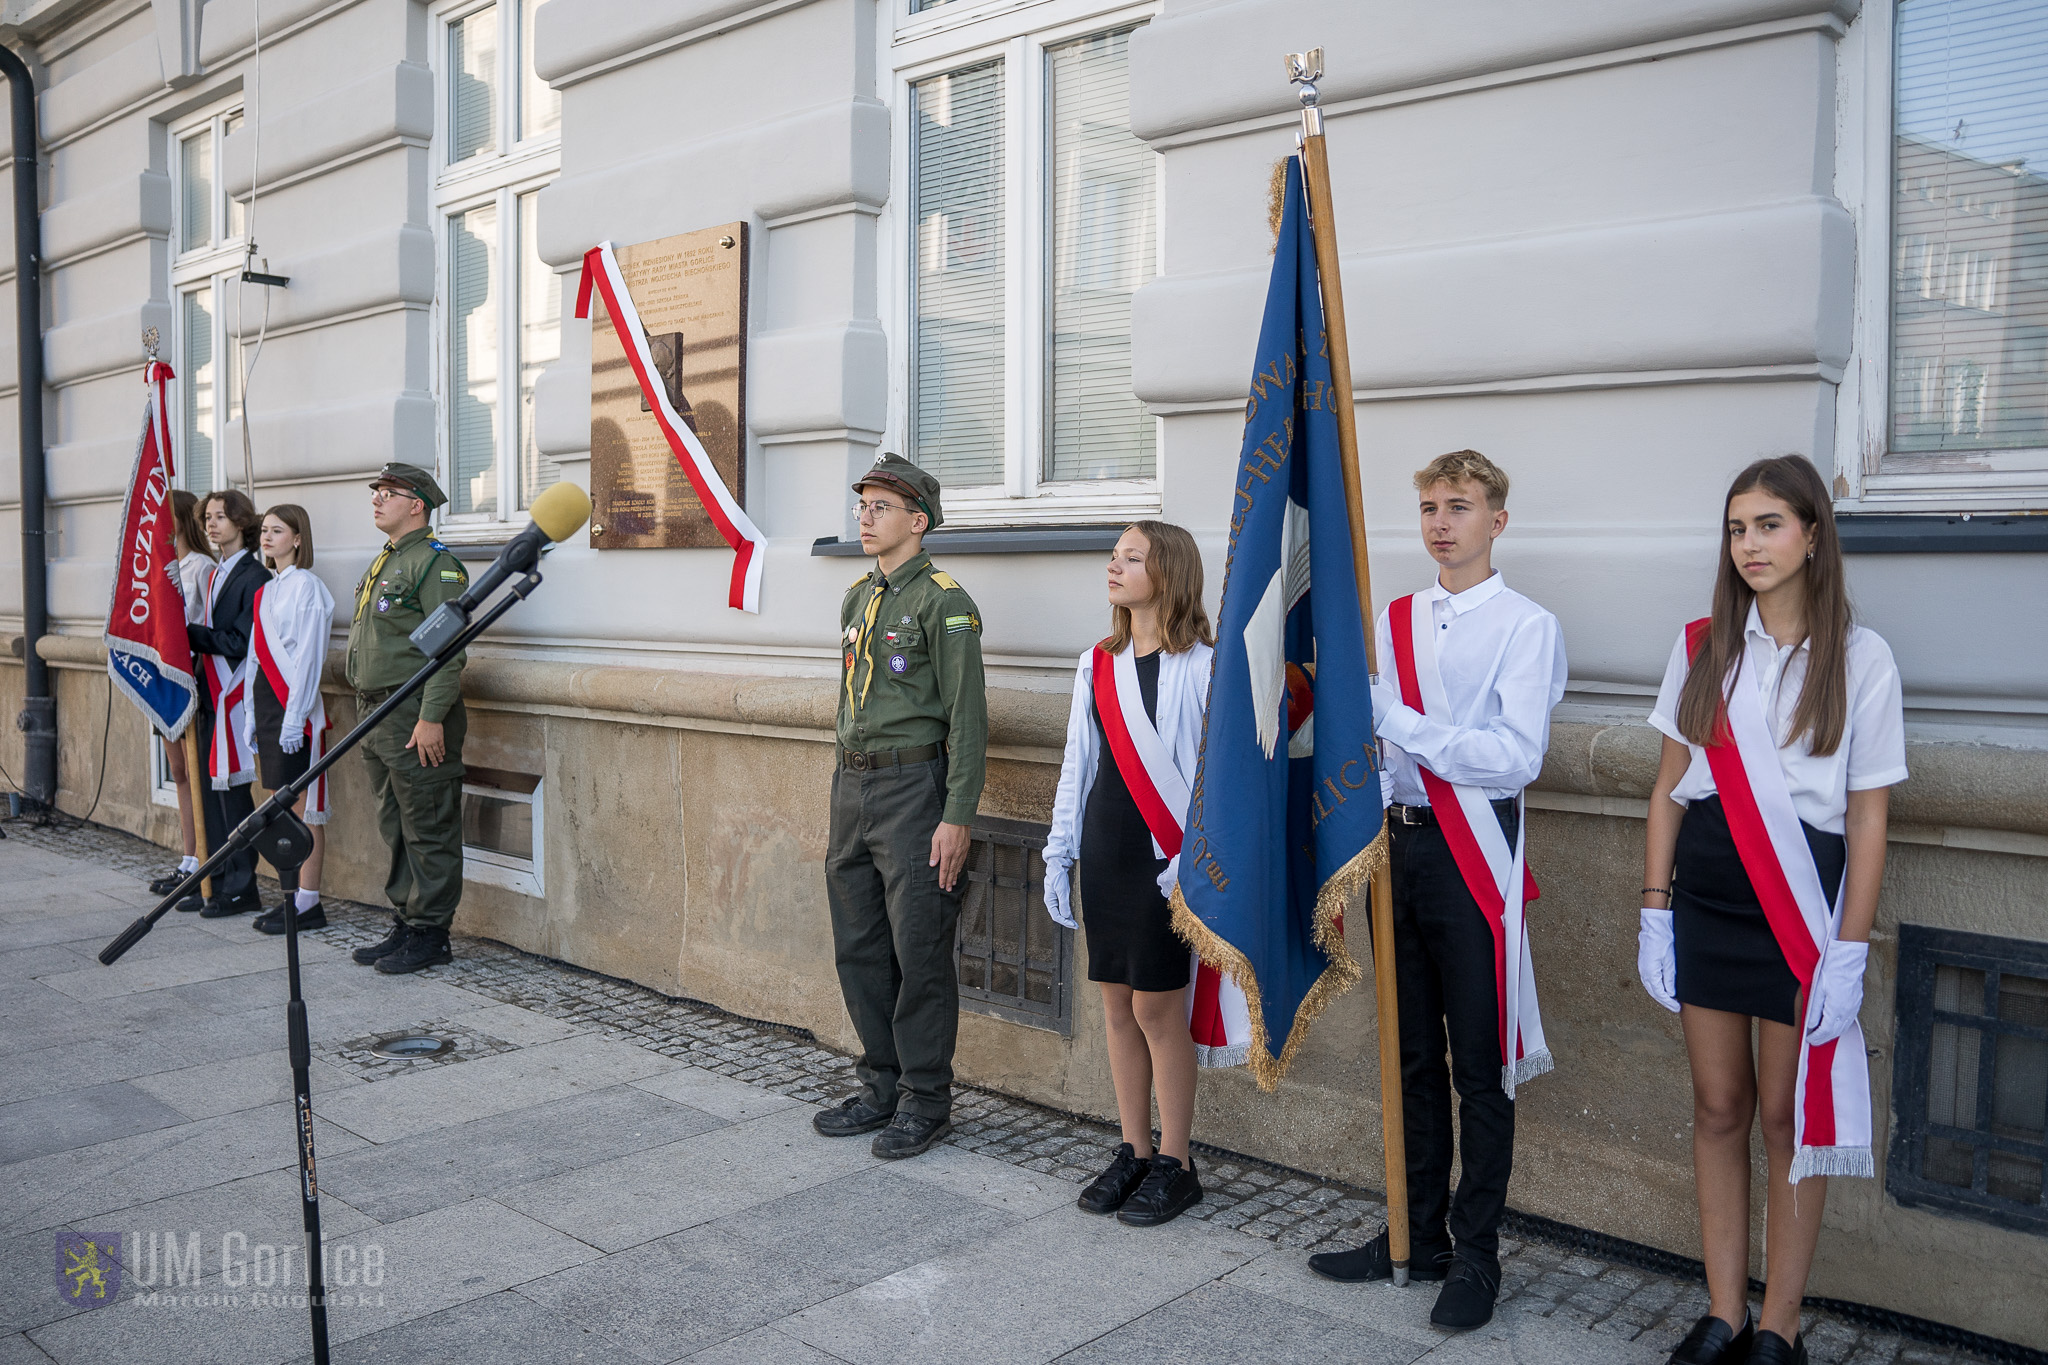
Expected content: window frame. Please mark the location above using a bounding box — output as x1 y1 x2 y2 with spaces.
169 97 248 498
429 0 564 542
886 0 1163 527
1833 0 2048 513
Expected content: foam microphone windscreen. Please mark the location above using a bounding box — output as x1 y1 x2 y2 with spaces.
530 481 593 543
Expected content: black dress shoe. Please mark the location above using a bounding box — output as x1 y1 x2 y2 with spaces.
254 903 327 936
172 893 204 913
352 917 409 965
199 889 263 918
149 870 185 895
1667 1312 1753 1365
374 926 451 974
1117 1154 1202 1226
1746 1330 1806 1365
1308 1229 1452 1284
1077 1143 1151 1214
1430 1255 1499 1330
813 1095 894 1138
871 1112 950 1159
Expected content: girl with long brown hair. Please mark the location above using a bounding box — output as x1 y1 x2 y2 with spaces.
147 491 219 899
1641 455 1906 1365
1043 520 1217 1227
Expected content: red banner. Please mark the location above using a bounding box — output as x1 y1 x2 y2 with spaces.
103 361 198 739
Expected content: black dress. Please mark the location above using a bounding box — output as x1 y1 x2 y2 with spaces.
252 667 312 792
1078 651 1191 993
1672 794 1846 1026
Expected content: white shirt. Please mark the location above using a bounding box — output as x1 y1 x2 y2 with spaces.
1370 572 1568 804
1647 606 1908 834
242 564 337 746
207 548 248 614
178 550 215 624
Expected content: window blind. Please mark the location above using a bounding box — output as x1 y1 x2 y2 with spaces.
451 6 499 165
517 191 562 510
911 60 1006 488
181 289 214 494
1045 27 1156 484
520 0 559 141
1892 0 2048 455
180 131 212 252
450 204 501 517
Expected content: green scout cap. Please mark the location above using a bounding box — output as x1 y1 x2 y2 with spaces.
369 462 448 510
852 452 944 530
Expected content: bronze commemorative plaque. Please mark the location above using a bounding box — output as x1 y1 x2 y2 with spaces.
588 223 748 549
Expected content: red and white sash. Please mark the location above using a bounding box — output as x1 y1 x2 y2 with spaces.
202 567 254 791
249 585 332 825
1686 621 1872 1182
1389 594 1552 1097
1093 645 1252 1068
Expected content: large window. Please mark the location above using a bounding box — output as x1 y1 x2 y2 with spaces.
1839 0 2048 511
170 103 247 497
434 0 562 535
897 5 1160 524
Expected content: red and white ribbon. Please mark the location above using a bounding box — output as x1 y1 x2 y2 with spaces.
1093 645 1252 1067
1686 620 1872 1181
575 240 765 612
248 585 332 824
1390 594 1552 1097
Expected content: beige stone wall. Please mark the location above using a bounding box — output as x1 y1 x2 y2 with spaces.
9 639 2047 1346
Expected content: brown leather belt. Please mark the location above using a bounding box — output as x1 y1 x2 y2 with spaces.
841 743 942 771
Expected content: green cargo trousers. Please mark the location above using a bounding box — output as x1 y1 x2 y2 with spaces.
359 691 467 931
825 756 962 1121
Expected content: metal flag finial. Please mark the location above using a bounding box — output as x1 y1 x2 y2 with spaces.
1285 48 1324 135
142 326 160 363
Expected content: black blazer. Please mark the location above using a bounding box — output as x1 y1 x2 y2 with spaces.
187 550 272 666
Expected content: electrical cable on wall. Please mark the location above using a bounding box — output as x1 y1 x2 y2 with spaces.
233 0 287 498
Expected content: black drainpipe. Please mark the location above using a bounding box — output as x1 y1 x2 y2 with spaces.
0 44 51 806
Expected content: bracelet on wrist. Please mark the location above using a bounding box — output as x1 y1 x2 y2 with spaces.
1642 886 1671 900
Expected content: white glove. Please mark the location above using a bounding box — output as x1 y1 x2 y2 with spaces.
1043 858 1076 929
1155 854 1180 901
279 728 305 755
1804 940 1869 1045
1637 909 1679 1013
1379 770 1396 809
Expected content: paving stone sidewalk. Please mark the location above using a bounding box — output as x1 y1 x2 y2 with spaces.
0 818 2010 1365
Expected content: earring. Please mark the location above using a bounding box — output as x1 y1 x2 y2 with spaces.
1806 550 1814 560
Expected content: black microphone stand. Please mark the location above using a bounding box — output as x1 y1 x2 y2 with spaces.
98 566 546 1365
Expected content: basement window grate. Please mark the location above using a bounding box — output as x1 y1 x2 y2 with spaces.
954 814 1072 1036
1890 924 2048 1235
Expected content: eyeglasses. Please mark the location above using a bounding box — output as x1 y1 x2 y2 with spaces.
370 488 420 506
852 500 909 522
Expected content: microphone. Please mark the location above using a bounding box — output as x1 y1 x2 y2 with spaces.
409 481 591 658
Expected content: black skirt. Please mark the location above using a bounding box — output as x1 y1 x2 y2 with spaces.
252 667 311 792
1672 794 1845 1026
1077 653 1190 994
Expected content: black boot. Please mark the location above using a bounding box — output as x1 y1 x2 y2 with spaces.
254 901 328 936
1308 1229 1452 1284
871 1112 950 1159
813 1095 894 1137
1430 1254 1500 1330
352 917 409 965
1077 1143 1151 1215
1116 1154 1202 1227
1667 1312 1753 1364
374 925 451 974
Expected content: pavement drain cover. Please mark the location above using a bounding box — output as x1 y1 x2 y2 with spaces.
368 1033 455 1060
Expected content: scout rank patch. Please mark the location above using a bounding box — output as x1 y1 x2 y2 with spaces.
945 613 978 634
929 569 963 591
440 568 464 582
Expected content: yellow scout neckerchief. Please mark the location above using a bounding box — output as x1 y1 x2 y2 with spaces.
355 544 394 623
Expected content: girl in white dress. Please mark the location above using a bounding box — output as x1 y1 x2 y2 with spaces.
149 490 218 900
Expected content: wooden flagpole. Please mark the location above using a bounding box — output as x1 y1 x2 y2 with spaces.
184 724 213 901
1289 49 1411 1287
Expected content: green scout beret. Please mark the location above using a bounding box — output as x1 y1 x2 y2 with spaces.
369 462 448 511
852 452 944 530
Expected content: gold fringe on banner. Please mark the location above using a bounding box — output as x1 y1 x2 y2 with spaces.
1170 818 1387 1092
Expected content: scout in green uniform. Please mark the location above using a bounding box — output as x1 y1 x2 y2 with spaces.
344 462 472 975
816 453 989 1160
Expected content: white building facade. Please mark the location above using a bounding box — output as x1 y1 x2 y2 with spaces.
2 0 2044 1343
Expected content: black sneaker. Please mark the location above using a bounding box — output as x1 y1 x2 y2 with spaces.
870 1112 950 1160
1307 1229 1452 1284
813 1095 894 1138
374 926 451 974
352 917 409 965
254 903 328 936
1077 1142 1151 1214
1667 1312 1753 1365
149 869 186 895
200 889 263 919
1745 1330 1807 1365
1116 1154 1202 1227
1430 1255 1499 1331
